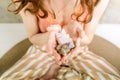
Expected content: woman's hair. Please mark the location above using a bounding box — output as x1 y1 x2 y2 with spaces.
8 0 100 23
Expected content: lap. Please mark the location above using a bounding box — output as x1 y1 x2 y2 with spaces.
1 45 57 80
67 46 120 79
1 45 120 80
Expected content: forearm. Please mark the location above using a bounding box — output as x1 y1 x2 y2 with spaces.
79 31 94 46
80 35 92 46
29 32 50 50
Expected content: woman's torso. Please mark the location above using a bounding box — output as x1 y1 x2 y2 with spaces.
36 0 86 32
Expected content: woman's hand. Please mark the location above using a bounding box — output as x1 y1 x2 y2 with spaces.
47 25 62 63
61 46 82 63
63 21 86 49
63 21 85 45
61 21 85 62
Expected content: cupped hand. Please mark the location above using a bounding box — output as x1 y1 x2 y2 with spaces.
47 25 62 64
61 21 85 63
60 45 81 63
64 21 83 39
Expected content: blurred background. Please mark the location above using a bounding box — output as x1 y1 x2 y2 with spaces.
0 0 120 23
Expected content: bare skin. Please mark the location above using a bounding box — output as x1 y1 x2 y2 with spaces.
19 0 109 53
18 0 110 79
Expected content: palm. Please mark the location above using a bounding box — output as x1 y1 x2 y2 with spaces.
47 25 62 64
63 21 83 42
61 21 83 63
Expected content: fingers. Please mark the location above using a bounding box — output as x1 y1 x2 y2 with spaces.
47 25 62 53
75 22 86 39
57 61 62 65
81 30 85 38
75 37 81 48
61 56 69 63
47 25 61 32
54 51 61 61
47 31 63 65
47 32 56 53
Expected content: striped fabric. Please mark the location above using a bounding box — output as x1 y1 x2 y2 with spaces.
1 45 56 80
1 45 120 80
66 47 120 80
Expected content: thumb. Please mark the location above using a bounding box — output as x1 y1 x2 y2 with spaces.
75 37 81 47
81 30 85 38
77 28 85 38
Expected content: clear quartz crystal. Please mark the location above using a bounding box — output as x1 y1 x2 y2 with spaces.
56 29 75 56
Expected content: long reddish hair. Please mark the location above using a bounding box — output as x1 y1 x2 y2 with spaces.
8 0 100 23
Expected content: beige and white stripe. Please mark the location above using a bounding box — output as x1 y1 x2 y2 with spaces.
1 46 56 80
1 45 120 80
67 48 120 80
